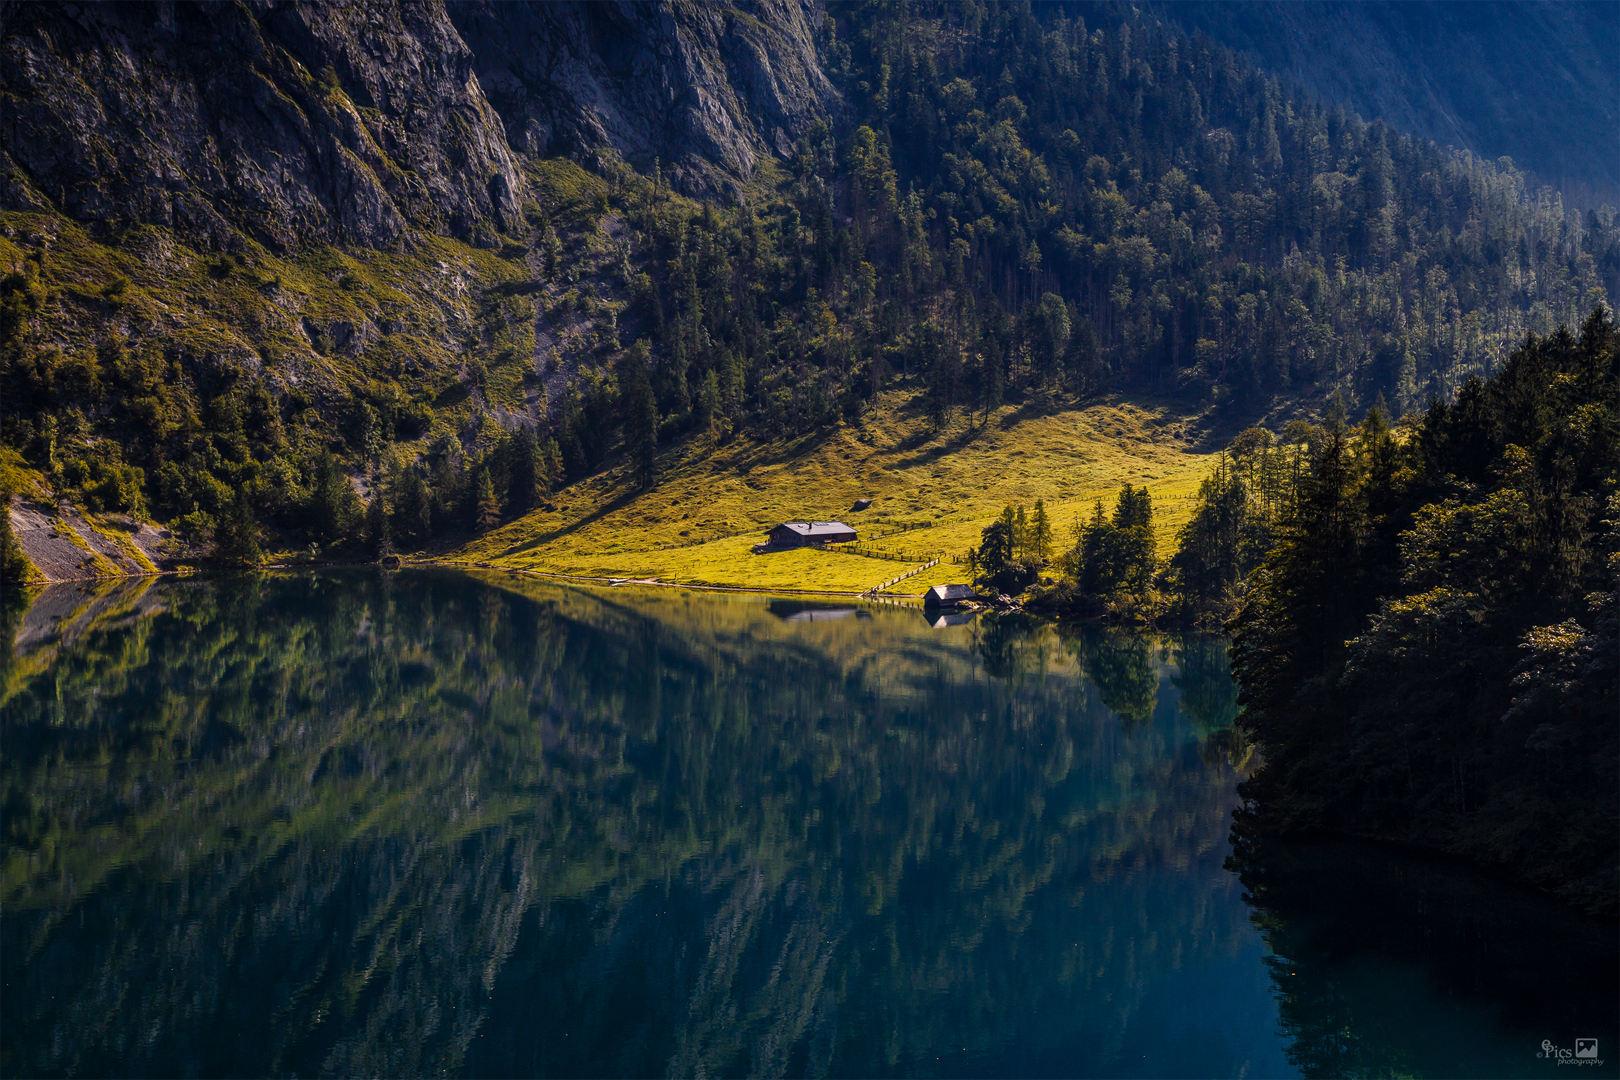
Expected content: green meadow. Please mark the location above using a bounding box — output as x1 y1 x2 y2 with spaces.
453 392 1218 594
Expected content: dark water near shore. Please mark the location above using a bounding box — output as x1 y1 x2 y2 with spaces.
2 569 1614 1078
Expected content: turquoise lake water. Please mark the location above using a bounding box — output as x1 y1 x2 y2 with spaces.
2 569 1613 1077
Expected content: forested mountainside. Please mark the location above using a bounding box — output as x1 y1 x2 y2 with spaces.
1 1 1617 572
1157 1 1620 212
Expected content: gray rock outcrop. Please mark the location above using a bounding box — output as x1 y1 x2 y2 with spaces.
0 0 839 251
450 0 838 198
0 0 523 251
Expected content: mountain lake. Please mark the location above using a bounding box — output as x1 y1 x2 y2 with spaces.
3 568 1614 1078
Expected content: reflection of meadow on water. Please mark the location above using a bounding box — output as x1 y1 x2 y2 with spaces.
1 570 1609 1079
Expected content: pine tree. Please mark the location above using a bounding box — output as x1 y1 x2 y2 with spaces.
214 488 262 567
1031 499 1053 564
473 466 502 534
622 339 659 489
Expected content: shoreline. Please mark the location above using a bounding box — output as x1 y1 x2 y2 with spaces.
429 560 929 600
6 559 934 602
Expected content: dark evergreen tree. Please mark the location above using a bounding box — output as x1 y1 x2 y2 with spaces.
507 430 537 514
472 467 501 534
622 340 659 489
213 488 262 567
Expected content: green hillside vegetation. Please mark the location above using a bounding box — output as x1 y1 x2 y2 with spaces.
0 204 542 560
2 2 1614 588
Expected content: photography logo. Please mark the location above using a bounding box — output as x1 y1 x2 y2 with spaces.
1540 1039 1603 1067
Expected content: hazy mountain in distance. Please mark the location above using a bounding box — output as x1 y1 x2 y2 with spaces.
1154 1 1619 209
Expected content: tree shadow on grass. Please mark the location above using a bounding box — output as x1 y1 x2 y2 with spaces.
499 478 644 556
892 418 989 469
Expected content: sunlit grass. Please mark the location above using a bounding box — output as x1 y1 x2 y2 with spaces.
487 534 909 593
458 390 1218 592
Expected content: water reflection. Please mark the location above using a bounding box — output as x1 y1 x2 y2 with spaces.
767 599 862 623
1 570 1612 1078
1228 835 1619 1079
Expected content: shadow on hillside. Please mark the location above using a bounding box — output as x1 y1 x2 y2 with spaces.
892 419 990 469
497 384 1271 560
499 480 646 555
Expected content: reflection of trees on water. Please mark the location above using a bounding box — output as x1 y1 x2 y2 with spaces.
1227 833 1620 1079
969 610 1050 683
1171 635 1253 770
1171 636 1239 736
1063 627 1160 729
4 571 1260 1077
971 615 1167 733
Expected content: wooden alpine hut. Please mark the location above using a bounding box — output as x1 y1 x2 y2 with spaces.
767 521 857 547
924 583 979 608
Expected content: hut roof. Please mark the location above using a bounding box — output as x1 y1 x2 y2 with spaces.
925 583 978 605
775 521 855 538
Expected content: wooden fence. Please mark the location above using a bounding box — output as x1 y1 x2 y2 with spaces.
866 557 941 595
829 543 934 562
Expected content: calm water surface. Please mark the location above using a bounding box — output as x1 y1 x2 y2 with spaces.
2 570 1614 1078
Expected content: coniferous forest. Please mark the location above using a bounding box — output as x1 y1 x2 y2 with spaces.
3 5 1619 1076
953 308 1617 914
1223 311 1617 914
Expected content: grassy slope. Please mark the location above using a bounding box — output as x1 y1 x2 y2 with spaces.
456 391 1218 594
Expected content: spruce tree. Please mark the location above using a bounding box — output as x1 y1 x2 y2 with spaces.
309 450 360 549
396 470 432 543
1031 499 1053 564
473 467 502 534
981 353 1003 428
538 436 563 495
697 370 721 436
365 492 392 556
507 431 537 514
622 339 659 489
214 488 262 567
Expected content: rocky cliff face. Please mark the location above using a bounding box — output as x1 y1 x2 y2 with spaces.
0 0 836 253
451 0 837 198
0 0 524 252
